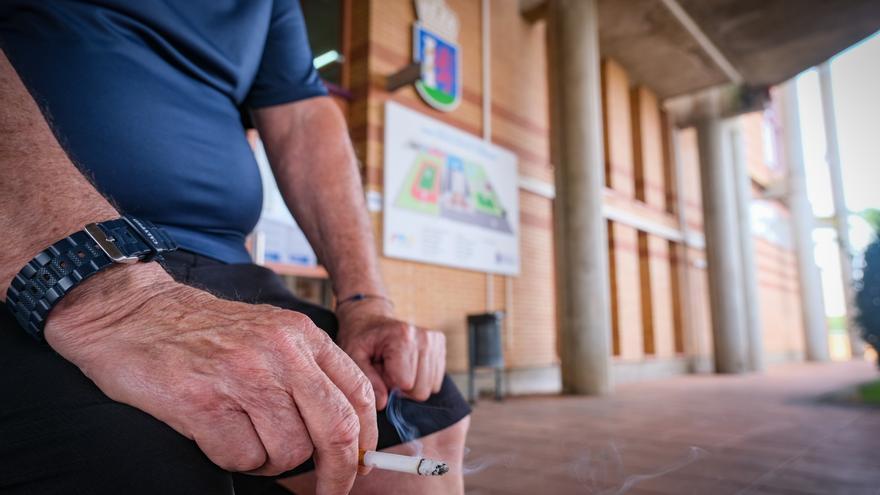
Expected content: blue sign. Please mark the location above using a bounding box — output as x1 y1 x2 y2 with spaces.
413 22 461 112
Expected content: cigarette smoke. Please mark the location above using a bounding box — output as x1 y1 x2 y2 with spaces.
459 446 518 476
385 389 507 476
608 446 707 495
385 390 707 493
564 442 708 494
386 389 424 456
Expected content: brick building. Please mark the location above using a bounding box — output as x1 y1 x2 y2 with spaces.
262 0 880 395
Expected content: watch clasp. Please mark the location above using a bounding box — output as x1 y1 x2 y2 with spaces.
84 223 140 264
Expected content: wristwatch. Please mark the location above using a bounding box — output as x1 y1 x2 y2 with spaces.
5 215 178 341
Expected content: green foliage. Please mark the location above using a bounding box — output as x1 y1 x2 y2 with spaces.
861 208 880 235
859 380 880 404
856 238 880 365
827 315 847 334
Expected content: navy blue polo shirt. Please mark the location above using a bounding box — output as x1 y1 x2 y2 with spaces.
0 0 327 263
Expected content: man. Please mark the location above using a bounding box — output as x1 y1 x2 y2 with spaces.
0 1 470 494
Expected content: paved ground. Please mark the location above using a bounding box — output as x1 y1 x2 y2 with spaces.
462 361 880 495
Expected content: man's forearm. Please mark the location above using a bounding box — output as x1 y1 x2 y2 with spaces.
0 50 168 308
253 98 387 302
0 49 119 292
254 98 451 414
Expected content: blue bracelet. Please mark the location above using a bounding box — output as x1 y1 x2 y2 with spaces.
5 215 177 341
335 293 394 311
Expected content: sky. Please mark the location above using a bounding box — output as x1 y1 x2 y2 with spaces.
797 32 880 246
795 31 880 316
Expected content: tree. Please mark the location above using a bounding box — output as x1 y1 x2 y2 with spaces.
856 233 880 368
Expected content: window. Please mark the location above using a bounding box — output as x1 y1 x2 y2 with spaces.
761 110 780 171
301 0 343 86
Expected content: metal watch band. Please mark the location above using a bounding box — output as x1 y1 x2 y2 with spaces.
5 215 177 341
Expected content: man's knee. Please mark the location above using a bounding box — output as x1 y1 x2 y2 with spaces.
444 414 471 440
421 415 470 454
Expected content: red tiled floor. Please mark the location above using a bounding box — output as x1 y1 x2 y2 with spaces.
462 361 880 495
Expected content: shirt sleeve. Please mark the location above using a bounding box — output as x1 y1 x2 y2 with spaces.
245 0 327 109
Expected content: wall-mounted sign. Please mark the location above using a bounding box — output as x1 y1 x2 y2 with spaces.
251 139 318 267
413 0 460 111
383 101 520 275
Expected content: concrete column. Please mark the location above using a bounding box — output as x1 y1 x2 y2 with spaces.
780 81 830 362
547 0 612 395
730 122 765 371
695 116 749 373
818 63 865 358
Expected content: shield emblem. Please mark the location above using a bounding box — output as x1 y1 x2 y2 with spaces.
413 22 461 112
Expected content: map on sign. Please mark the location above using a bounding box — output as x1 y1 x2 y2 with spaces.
383 101 519 275
394 144 513 234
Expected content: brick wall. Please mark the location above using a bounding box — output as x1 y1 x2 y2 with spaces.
675 128 714 362
755 237 805 359
602 59 634 195
608 221 643 360
346 0 806 379
738 111 806 361
603 63 686 366
352 0 555 374
631 86 668 211
675 111 807 365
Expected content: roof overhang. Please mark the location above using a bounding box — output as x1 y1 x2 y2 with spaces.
524 0 880 109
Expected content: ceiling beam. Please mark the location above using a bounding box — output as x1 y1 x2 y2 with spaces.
659 0 743 84
664 84 769 128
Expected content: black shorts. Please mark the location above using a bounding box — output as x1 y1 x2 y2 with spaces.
0 250 470 495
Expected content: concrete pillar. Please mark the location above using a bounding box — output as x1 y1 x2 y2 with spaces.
547 0 612 395
780 81 830 362
818 63 865 359
695 116 749 373
730 122 765 371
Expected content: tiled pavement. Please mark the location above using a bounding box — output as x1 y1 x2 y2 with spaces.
461 361 880 495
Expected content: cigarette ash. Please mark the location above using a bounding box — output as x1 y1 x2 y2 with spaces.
417 458 450 476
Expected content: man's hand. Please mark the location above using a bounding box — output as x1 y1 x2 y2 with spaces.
336 300 446 410
253 99 447 409
2 47 378 494
44 264 378 495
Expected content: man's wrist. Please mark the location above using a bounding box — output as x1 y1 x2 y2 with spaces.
0 209 119 297
336 293 393 311
335 295 394 322
44 262 177 347
6 215 178 341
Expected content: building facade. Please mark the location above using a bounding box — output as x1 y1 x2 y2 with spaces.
273 0 846 395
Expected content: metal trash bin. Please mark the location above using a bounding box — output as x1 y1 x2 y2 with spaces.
467 312 505 403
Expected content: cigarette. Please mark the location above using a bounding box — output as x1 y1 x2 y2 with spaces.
358 449 449 476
